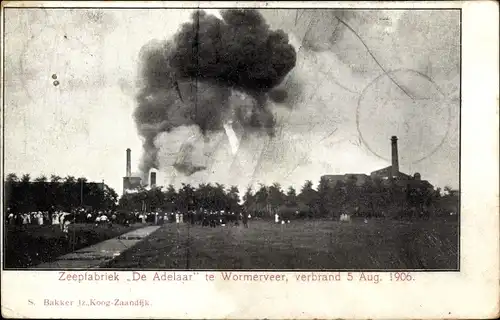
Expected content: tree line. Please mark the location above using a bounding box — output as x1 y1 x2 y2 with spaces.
119 176 459 220
4 173 118 213
4 172 458 219
119 183 241 214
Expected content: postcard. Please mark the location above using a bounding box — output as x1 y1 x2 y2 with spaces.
1 1 498 319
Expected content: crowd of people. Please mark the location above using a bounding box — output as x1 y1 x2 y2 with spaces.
7 210 50 226
8 206 385 235
128 209 252 228
6 208 75 233
5 206 256 231
5 207 121 230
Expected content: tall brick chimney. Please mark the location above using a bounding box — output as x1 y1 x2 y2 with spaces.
391 136 399 178
126 148 131 177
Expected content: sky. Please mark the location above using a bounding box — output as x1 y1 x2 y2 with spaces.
4 8 460 196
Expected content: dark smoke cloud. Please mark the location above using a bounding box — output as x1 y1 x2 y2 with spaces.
268 89 288 103
134 9 296 176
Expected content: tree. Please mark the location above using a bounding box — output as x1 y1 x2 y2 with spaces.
344 175 360 211
243 186 254 214
268 183 285 214
18 174 33 212
359 177 381 218
76 177 88 184
286 186 297 206
227 186 240 213
369 176 387 215
5 172 119 213
298 180 318 217
100 185 118 210
32 175 49 210
6 173 19 183
163 184 177 211
4 173 19 212
220 186 230 212
254 184 270 216
195 183 208 211
177 183 196 211
145 187 164 212
64 175 76 184
47 175 63 211
21 174 31 183
34 175 47 183
317 176 336 218
76 177 89 208
50 175 62 183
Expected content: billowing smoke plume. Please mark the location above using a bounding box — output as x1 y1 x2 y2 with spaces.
134 9 296 177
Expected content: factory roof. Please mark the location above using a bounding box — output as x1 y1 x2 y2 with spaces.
370 165 411 179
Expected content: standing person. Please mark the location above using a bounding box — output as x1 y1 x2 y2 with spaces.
8 213 14 225
52 211 59 225
7 207 13 224
59 212 66 231
63 216 71 237
48 206 55 226
15 213 22 226
37 211 44 225
43 211 49 225
242 211 248 228
101 213 109 225
275 213 279 224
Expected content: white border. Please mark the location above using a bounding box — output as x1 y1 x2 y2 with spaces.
1 1 498 319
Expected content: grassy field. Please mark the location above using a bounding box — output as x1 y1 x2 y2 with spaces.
4 223 143 268
104 219 459 270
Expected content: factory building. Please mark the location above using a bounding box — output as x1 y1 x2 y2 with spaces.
322 136 433 191
320 135 435 217
122 148 142 194
122 149 162 195
369 136 433 192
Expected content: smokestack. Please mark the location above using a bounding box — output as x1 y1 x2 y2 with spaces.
391 136 399 178
126 148 131 177
150 171 156 187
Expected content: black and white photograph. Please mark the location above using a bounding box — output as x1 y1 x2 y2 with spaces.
3 5 462 272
